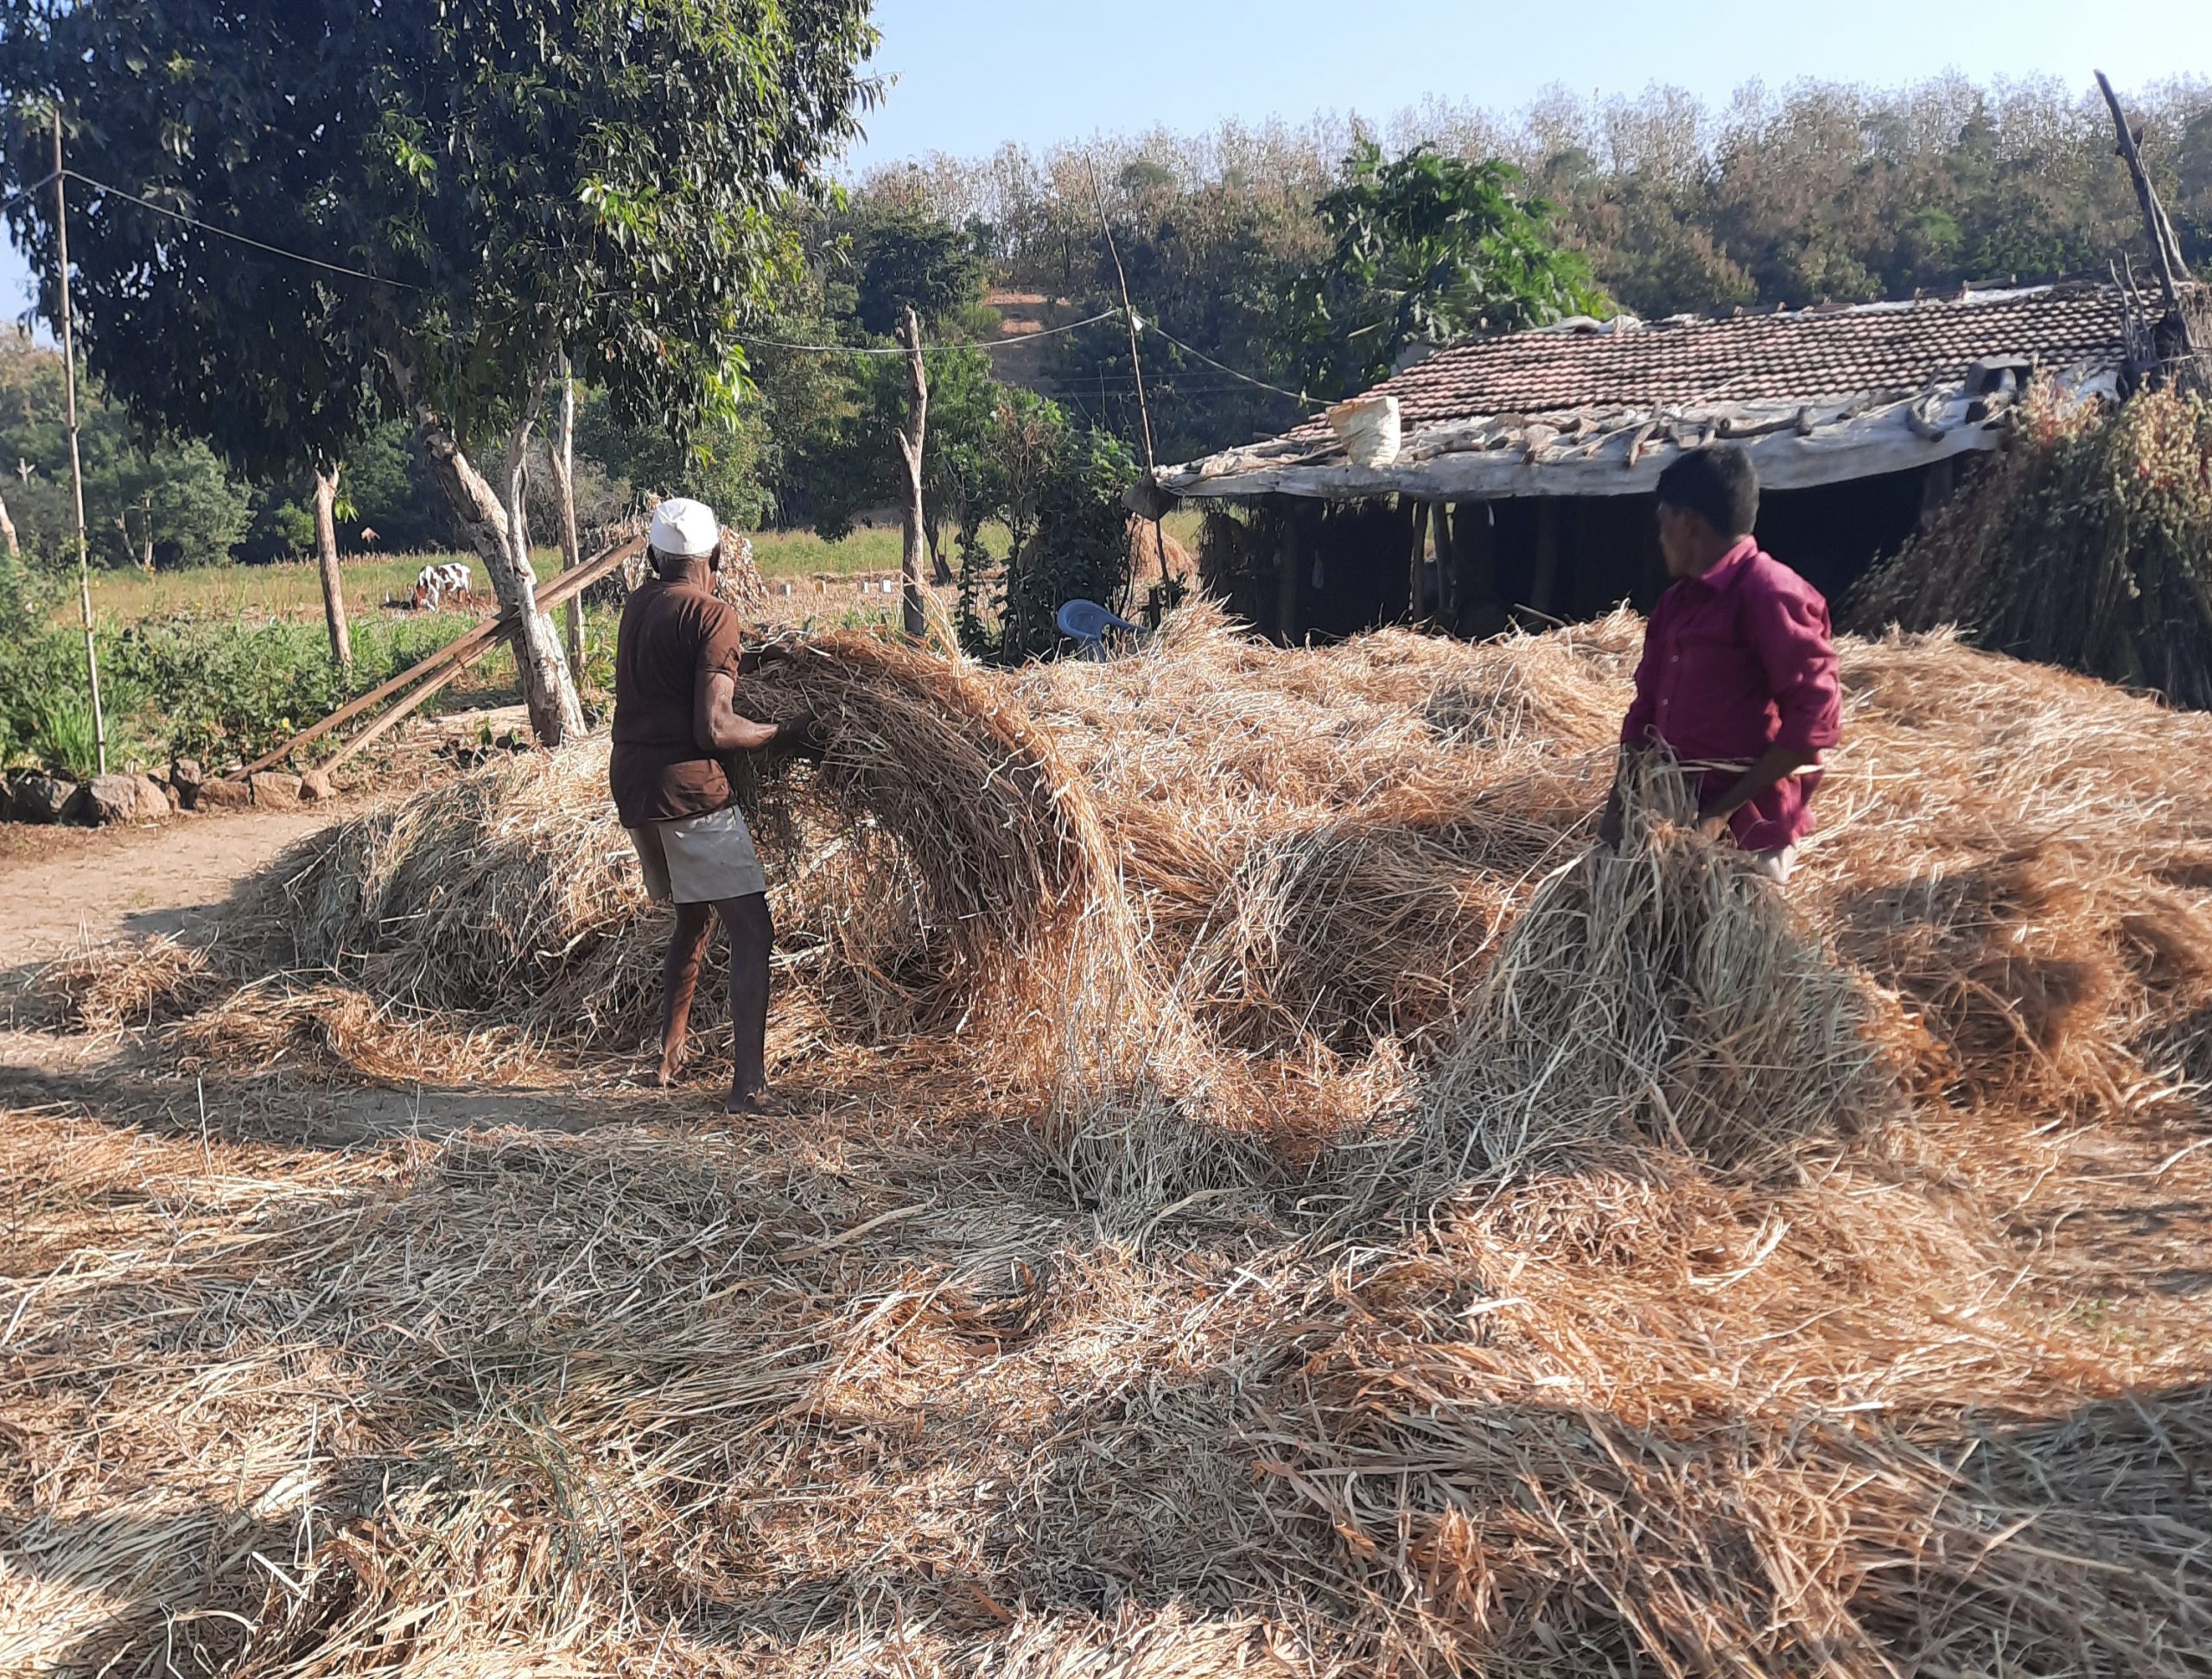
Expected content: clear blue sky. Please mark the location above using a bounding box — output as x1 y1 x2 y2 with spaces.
843 0 2210 169
6 0 2206 321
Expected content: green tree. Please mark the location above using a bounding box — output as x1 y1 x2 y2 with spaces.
0 337 250 568
850 215 988 339
1 0 879 742
793 346 1005 581
1289 142 1610 397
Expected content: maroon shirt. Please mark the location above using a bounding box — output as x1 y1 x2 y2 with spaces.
609 576 746 828
1621 537 1841 853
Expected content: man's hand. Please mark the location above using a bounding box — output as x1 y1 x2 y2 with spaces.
773 709 828 763
1696 743 1817 843
1598 785 1626 849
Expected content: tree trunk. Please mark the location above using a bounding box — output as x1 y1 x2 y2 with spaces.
0 489 18 558
895 305 930 639
412 403 584 747
552 350 586 672
504 404 588 747
313 465 351 671
924 495 953 587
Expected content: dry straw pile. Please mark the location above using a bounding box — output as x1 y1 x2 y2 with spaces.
10 601 2212 1676
1853 386 2212 706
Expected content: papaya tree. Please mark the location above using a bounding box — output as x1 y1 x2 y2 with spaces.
0 0 879 744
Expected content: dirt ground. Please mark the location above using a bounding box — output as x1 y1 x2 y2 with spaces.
0 802 344 969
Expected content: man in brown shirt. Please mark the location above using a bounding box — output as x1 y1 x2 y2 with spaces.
611 498 812 1114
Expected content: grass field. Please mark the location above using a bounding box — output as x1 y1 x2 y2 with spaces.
6 514 1196 776
79 527 922 626
78 512 1201 626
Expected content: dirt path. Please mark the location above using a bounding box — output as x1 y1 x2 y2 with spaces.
0 804 346 967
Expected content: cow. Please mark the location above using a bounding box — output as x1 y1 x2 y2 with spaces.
411 562 474 612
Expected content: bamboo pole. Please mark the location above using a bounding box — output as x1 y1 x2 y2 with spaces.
51 106 105 777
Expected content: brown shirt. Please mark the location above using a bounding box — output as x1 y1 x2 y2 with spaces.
609 576 747 827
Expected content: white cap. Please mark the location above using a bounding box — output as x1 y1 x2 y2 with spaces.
649 497 720 558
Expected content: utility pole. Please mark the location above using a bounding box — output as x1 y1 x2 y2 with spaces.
52 105 105 776
1087 158 1167 614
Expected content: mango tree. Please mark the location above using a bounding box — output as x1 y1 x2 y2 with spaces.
0 0 879 743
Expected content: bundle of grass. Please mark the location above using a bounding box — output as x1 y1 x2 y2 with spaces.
739 630 1121 1009
1851 388 2212 708
1381 757 1903 1193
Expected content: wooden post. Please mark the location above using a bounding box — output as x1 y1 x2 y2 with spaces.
2097 72 2192 306
895 305 930 639
1275 499 1306 645
1406 500 1430 625
1917 458 1958 530
1527 499 1561 620
51 106 105 777
1451 500 1502 635
312 464 351 671
553 349 585 673
1433 503 1457 621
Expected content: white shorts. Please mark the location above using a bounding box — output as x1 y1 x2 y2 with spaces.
626 804 767 905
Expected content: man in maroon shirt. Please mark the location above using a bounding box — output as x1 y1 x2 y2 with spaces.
612 499 815 1114
1599 448 1840 881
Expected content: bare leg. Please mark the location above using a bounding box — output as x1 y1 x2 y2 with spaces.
716 892 774 1113
658 900 714 1085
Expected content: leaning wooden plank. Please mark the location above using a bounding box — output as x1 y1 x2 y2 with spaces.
229 534 644 779
322 639 493 772
228 617 505 779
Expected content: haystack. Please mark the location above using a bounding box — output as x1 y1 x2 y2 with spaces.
1852 388 2212 707
22 601 2212 1679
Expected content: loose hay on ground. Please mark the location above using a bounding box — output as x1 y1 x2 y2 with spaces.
13 602 2212 1676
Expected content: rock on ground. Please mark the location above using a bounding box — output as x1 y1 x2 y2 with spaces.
82 773 171 825
8 773 76 824
248 771 305 807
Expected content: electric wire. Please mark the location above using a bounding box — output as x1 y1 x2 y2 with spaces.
60 169 423 289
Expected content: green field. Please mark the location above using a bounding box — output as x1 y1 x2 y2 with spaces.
79 527 918 626
7 515 1200 779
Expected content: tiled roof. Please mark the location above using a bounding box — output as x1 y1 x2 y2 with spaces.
1298 283 2126 435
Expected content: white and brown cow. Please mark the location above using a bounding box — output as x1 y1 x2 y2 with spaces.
411 562 473 612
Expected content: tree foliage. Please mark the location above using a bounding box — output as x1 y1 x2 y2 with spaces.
0 0 883 465
1289 143 1606 397
850 215 988 339
0 336 250 568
